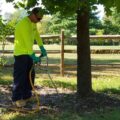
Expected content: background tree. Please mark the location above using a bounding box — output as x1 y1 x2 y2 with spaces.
47 12 76 36
37 15 52 35
5 0 120 97
0 16 14 66
89 11 103 35
103 7 120 34
47 11 103 36
46 11 103 45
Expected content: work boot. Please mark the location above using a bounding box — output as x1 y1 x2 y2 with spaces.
25 95 35 102
13 99 26 107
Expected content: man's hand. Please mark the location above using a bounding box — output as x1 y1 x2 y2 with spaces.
30 53 40 63
39 46 47 57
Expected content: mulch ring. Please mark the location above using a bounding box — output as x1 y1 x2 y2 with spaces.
0 85 120 114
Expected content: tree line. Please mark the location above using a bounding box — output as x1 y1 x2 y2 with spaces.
1 7 120 38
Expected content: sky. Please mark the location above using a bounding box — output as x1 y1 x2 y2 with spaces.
0 0 15 15
0 0 105 20
96 4 104 19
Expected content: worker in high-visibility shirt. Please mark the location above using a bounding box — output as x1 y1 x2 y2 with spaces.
12 7 47 107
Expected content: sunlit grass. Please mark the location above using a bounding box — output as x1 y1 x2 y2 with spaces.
0 44 120 65
0 44 120 119
35 74 120 94
0 67 120 120
92 76 120 93
0 44 120 50
0 112 19 120
0 68 120 94
1 108 120 120
36 76 77 90
0 68 13 85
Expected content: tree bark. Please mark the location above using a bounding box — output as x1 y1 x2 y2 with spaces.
77 5 92 97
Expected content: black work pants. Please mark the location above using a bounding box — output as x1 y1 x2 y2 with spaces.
12 55 35 101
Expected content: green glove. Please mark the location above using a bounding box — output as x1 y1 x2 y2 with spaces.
30 53 40 63
39 46 47 57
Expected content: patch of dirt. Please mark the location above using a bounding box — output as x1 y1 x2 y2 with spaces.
0 85 120 113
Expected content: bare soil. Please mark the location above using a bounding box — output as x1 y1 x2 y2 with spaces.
0 84 120 113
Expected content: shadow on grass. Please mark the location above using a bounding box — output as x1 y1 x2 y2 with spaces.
98 88 120 94
0 78 12 85
91 59 120 65
1 56 120 77
0 84 120 120
1 54 120 65
40 91 120 113
0 67 13 85
0 86 120 112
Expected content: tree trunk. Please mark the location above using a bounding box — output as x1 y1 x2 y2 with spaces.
77 5 92 97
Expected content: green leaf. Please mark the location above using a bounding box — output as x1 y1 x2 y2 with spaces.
18 2 25 8
91 5 97 11
13 4 19 9
5 0 14 2
26 0 37 9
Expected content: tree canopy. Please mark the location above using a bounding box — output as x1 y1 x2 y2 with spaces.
103 8 120 34
5 0 120 14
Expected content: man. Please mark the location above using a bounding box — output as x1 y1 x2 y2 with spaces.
12 7 47 107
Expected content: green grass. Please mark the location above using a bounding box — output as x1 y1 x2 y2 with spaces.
0 44 120 65
92 76 120 93
0 67 13 85
0 44 120 120
35 76 77 90
0 44 120 50
1 53 120 65
0 107 120 120
0 67 120 93
35 75 120 94
0 68 120 120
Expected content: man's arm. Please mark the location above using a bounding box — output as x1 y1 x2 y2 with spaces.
35 27 47 57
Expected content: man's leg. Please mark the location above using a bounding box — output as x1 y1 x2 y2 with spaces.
12 55 32 102
12 55 33 107
22 56 35 100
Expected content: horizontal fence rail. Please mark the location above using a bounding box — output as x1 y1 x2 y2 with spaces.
72 35 120 40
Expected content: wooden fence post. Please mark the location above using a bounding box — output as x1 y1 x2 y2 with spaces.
60 30 64 76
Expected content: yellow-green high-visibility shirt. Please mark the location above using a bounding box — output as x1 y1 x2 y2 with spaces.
14 16 43 56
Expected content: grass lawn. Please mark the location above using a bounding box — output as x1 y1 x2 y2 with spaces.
0 44 120 65
0 66 120 120
0 44 120 119
0 108 120 120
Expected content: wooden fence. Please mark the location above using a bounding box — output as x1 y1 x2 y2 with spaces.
1 31 120 76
